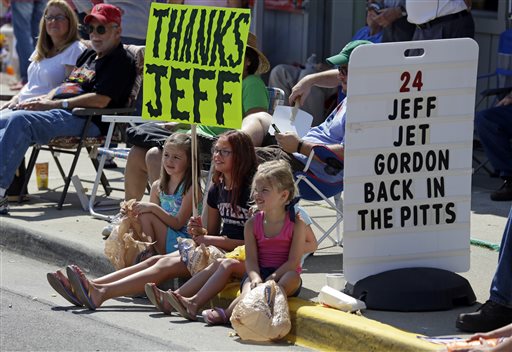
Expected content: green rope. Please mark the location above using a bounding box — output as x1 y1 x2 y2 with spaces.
470 238 500 252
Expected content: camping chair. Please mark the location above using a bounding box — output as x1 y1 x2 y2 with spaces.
18 44 145 210
295 145 344 250
477 29 512 108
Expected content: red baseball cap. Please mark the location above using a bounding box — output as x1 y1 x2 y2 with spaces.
84 4 122 26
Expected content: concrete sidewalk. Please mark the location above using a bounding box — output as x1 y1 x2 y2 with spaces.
0 146 507 351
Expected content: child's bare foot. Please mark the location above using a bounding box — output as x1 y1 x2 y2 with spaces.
66 265 102 310
144 283 174 315
177 295 199 318
165 290 196 321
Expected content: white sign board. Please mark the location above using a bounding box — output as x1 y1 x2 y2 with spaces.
343 39 479 284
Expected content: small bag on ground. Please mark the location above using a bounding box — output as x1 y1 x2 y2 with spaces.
230 280 292 342
104 199 155 269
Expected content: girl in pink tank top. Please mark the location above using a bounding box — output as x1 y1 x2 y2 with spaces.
242 160 306 296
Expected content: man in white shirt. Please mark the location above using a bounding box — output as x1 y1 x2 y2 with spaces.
406 0 474 41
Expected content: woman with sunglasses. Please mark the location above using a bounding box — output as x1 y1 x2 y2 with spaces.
1 0 86 111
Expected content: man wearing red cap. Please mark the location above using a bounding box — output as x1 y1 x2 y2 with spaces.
0 3 136 214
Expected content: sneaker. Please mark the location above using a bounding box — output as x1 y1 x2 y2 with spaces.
0 196 9 215
456 300 512 332
490 180 512 201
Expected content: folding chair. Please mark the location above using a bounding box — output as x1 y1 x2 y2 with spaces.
472 30 512 175
477 29 512 108
19 44 145 210
295 145 344 248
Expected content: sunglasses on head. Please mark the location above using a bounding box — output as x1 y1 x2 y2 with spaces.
83 24 117 35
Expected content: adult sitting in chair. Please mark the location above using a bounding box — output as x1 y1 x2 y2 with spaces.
475 91 512 201
0 3 136 215
257 40 373 182
1 0 86 111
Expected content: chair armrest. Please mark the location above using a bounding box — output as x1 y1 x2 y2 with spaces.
480 86 512 98
312 145 344 169
72 107 136 116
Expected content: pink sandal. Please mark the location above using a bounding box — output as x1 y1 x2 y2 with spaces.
201 307 229 325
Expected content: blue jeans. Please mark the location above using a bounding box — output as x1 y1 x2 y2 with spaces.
11 0 47 82
491 206 512 308
0 109 101 189
475 104 512 178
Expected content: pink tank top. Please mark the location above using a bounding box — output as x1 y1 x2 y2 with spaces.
253 212 301 273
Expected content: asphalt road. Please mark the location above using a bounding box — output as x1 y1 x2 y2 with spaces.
0 250 309 352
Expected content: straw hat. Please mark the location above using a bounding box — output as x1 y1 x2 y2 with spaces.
247 32 270 75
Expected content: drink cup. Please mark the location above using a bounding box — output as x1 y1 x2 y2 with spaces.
326 273 344 291
35 162 49 190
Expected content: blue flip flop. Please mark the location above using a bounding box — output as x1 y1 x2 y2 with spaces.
66 265 97 310
46 272 82 307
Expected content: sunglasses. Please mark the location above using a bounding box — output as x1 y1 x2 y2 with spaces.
212 148 233 157
338 66 348 76
44 15 68 22
83 24 118 35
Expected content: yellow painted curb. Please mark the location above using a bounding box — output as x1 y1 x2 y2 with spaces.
213 285 442 351
286 299 442 352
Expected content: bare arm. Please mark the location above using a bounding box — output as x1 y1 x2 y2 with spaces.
243 217 262 287
275 132 345 160
18 92 112 111
289 69 339 106
134 181 195 230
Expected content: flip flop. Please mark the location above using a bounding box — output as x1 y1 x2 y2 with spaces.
144 283 173 315
165 291 196 321
66 265 97 310
202 307 229 326
46 272 82 306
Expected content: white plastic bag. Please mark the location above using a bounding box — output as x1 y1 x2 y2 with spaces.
230 280 291 341
318 285 366 312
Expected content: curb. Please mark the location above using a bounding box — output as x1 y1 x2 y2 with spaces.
1 220 441 351
0 221 114 277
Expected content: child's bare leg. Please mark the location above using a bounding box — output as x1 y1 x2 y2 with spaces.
88 256 190 307
92 255 168 284
223 279 252 320
174 260 221 297
179 259 245 316
276 271 302 296
138 213 168 254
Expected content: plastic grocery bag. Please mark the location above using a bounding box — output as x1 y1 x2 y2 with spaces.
104 199 154 269
230 280 291 341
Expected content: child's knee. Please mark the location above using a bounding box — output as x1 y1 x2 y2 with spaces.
219 258 239 271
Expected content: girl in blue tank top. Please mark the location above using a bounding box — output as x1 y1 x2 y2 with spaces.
132 133 201 254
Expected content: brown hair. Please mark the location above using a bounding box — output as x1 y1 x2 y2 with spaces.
212 130 257 211
34 0 80 62
159 133 199 195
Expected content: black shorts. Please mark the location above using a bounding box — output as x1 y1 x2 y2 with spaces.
240 267 302 297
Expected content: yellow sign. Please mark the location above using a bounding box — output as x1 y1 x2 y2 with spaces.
143 4 251 129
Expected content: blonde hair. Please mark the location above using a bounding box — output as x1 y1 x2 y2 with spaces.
251 160 297 205
34 0 80 61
